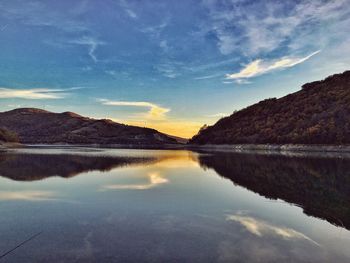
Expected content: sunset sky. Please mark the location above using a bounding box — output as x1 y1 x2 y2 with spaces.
0 0 349 138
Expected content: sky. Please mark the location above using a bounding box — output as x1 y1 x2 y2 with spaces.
0 0 350 138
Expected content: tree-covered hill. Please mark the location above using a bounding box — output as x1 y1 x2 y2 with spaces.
190 71 350 145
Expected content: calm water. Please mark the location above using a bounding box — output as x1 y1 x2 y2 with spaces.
0 147 350 262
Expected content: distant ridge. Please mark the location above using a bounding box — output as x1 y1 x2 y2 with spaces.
190 70 350 145
0 108 178 145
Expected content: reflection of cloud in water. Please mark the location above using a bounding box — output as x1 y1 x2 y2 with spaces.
101 172 168 190
227 215 320 246
0 190 56 201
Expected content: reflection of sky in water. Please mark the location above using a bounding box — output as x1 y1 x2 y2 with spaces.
0 148 349 262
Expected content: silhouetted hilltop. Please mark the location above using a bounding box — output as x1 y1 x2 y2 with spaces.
190 71 350 145
0 108 177 145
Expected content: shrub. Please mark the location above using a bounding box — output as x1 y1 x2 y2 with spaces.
0 128 19 142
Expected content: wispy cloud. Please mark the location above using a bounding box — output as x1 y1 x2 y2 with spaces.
98 99 170 120
0 87 71 99
203 0 348 56
155 63 180 78
0 190 56 201
140 21 168 38
100 99 203 138
226 51 320 81
159 40 169 52
119 0 138 19
227 214 320 246
69 36 105 62
194 73 223 80
125 9 137 19
0 1 88 33
207 112 228 118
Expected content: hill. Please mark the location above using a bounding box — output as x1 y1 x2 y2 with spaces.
190 70 350 145
0 108 177 145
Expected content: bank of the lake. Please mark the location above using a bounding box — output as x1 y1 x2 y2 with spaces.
188 144 350 153
6 143 350 156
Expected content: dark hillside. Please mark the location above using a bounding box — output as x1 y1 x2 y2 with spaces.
0 108 177 145
190 71 350 145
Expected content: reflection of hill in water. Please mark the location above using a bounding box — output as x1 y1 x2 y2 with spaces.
0 153 154 181
198 153 350 230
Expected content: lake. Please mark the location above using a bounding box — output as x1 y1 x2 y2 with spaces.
0 147 350 262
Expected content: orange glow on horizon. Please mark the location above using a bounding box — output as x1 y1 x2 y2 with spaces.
105 118 202 139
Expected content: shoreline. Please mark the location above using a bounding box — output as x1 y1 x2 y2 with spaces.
187 144 350 158
3 143 350 153
187 144 350 153
0 142 22 150
3 143 350 159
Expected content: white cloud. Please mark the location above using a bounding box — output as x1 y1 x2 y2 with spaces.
216 31 238 56
226 51 320 80
69 36 105 62
98 99 170 120
119 0 138 19
235 79 252 85
207 112 228 118
159 40 169 52
0 190 56 201
0 88 69 99
203 0 349 56
227 214 320 246
125 9 137 19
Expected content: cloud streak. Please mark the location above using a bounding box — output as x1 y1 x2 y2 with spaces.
226 51 320 81
98 99 170 120
119 0 138 19
0 190 56 201
0 88 71 99
69 37 105 62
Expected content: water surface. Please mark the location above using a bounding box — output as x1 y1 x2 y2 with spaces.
0 147 350 262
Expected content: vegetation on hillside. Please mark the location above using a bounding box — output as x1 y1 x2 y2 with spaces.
0 108 177 145
190 71 350 145
0 127 19 142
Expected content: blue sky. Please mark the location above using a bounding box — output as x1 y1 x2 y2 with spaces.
0 0 349 137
